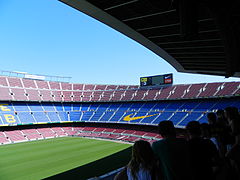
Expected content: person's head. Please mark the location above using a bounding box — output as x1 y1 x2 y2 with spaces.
225 107 240 135
158 120 176 138
216 109 228 125
186 121 201 139
200 123 211 138
128 140 156 179
207 112 217 125
216 109 225 119
224 107 239 122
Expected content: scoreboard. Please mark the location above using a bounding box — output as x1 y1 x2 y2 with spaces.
140 73 173 86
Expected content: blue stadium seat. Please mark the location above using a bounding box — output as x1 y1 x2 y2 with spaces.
99 111 114 122
81 111 94 121
54 103 64 111
179 101 199 110
72 104 81 111
28 103 44 111
88 103 100 110
211 99 236 110
47 112 61 122
232 101 240 109
18 112 36 124
177 112 203 126
80 104 91 111
58 112 69 121
226 100 237 107
198 113 208 124
69 112 82 121
140 102 157 111
97 103 111 112
42 103 55 111
14 103 29 111
168 112 188 125
33 112 50 123
118 103 133 111
63 103 72 111
108 103 122 110
152 112 173 124
129 103 144 111
140 112 160 124
89 112 104 121
195 101 217 111
152 102 169 110
165 102 184 111
109 111 126 122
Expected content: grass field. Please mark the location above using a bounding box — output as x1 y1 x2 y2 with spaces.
0 137 131 180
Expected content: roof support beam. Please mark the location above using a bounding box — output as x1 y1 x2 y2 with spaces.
122 9 176 22
148 29 219 39
104 0 139 11
157 38 221 45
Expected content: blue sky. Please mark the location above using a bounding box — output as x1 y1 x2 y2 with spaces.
0 0 239 85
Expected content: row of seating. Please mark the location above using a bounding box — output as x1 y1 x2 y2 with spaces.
0 76 138 90
0 99 239 127
0 76 239 102
0 127 161 145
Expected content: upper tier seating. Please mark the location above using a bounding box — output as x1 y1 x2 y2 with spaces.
0 88 12 100
0 76 238 102
22 79 37 88
8 77 23 87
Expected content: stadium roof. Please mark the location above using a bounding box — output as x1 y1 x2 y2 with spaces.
59 0 240 78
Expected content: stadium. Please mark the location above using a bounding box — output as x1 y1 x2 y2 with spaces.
0 72 239 179
1 0 240 180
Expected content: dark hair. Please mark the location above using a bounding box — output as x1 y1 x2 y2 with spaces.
128 140 156 180
207 112 217 124
225 107 240 135
186 121 201 136
225 107 239 121
200 123 211 138
158 120 176 137
216 109 224 117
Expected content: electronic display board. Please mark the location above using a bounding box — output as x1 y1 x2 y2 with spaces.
140 74 173 86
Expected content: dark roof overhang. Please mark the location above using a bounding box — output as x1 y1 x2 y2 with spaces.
59 0 240 78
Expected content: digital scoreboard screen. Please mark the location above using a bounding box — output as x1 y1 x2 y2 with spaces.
140 74 173 86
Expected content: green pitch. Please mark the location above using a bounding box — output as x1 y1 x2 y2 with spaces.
0 137 131 180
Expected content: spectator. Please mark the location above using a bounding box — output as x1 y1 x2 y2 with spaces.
152 121 193 180
216 109 228 126
115 140 160 180
207 112 218 136
225 107 240 179
207 112 229 156
200 123 212 139
215 109 234 157
200 123 218 149
207 112 217 125
187 121 219 180
224 107 240 137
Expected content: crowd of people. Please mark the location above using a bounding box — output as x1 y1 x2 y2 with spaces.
115 106 240 180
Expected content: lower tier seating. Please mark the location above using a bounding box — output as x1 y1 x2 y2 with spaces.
0 126 161 145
